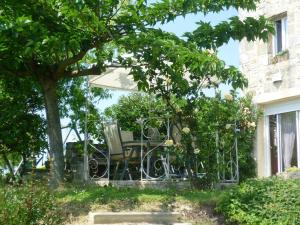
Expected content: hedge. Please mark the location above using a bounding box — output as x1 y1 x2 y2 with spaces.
217 177 300 225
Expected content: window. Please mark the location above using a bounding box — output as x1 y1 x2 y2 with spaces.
273 16 288 55
268 111 300 174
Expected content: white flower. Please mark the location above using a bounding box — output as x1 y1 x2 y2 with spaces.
165 139 174 146
247 121 256 128
165 61 173 66
210 76 219 85
182 127 190 134
164 77 172 85
225 124 232 130
224 93 233 101
194 148 200 154
243 107 251 115
206 49 215 55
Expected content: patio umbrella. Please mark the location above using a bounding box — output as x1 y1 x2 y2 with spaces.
88 65 213 91
85 66 141 181
89 66 138 91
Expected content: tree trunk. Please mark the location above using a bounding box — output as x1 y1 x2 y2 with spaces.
39 77 64 188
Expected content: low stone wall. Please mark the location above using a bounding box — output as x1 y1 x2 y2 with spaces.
92 179 191 190
89 212 186 224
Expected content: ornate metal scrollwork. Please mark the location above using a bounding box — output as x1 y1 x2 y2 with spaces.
138 117 171 180
88 144 109 180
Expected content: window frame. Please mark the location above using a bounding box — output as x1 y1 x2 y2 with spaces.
273 16 288 56
266 111 300 175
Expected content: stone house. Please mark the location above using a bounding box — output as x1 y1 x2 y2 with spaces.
239 0 300 177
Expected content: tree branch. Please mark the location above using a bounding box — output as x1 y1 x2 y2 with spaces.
55 36 112 79
65 65 106 78
0 65 31 77
66 62 132 78
56 49 89 76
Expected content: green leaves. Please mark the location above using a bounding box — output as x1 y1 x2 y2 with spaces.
143 0 261 25
217 178 300 225
118 28 247 99
0 181 63 225
0 76 46 161
104 93 168 135
0 0 272 86
58 77 110 141
185 16 274 49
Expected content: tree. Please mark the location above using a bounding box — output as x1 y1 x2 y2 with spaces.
0 75 46 177
58 77 110 141
0 75 108 180
0 0 273 186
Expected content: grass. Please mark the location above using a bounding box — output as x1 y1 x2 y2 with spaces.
0 178 227 224
56 185 224 205
55 184 227 224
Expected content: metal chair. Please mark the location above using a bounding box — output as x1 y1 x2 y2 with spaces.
103 121 142 180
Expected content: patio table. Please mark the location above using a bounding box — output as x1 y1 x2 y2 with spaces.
121 140 168 180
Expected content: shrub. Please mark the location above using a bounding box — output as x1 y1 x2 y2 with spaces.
217 177 300 225
0 181 62 225
286 166 300 172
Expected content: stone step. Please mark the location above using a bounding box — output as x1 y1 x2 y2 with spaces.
89 212 191 225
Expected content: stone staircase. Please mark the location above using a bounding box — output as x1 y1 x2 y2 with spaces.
89 212 191 225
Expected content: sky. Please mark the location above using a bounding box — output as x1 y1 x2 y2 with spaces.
98 8 239 111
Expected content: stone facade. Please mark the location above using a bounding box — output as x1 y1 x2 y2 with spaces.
239 0 300 177
240 0 300 101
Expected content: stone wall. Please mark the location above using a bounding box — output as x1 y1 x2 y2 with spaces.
66 142 85 183
239 0 300 101
93 180 192 190
239 0 300 177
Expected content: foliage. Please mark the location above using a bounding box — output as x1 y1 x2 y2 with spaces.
0 169 4 184
0 74 108 177
0 0 274 185
58 77 110 141
285 166 300 173
217 177 300 225
0 181 63 225
105 93 167 136
106 92 259 183
192 92 260 183
0 182 225 224
0 76 46 172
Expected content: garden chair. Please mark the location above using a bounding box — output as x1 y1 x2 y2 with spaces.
103 121 142 180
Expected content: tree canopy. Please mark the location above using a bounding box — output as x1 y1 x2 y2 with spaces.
0 0 273 186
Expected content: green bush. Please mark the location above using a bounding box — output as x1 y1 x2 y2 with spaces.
0 182 62 225
217 177 300 225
